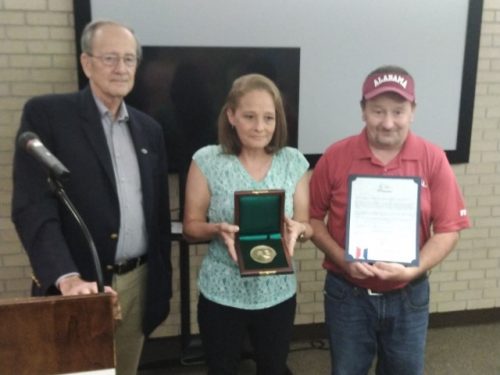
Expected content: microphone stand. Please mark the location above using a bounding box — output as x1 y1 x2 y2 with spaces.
47 174 105 293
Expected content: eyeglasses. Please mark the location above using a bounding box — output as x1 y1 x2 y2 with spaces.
88 53 138 68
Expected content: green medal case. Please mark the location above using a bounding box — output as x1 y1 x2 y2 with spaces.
234 189 293 276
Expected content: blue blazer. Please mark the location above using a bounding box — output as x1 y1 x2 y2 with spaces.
11 86 172 335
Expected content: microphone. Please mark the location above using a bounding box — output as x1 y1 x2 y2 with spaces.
18 131 70 180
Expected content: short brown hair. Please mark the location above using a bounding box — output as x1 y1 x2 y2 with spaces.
218 74 287 155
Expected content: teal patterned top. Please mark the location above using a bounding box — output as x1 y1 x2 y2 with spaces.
193 145 309 309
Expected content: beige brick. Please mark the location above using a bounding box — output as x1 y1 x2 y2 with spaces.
294 314 314 325
484 287 500 298
475 83 489 95
487 106 500 117
27 40 74 54
476 70 500 82
489 248 500 257
294 247 318 260
314 291 324 301
428 302 438 313
474 95 500 107
473 237 500 248
486 268 500 278
467 299 497 309
313 312 325 323
430 290 454 303
477 195 500 207
0 290 30 299
456 270 486 281
454 289 484 301
50 26 76 40
0 266 26 279
4 0 47 10
436 301 467 312
30 68 76 83
298 302 323 314
488 83 500 93
485 0 500 10
460 226 490 239
492 59 500 70
456 174 481 186
26 11 69 26
439 280 469 291
469 278 498 289
471 258 499 269
299 259 323 271
0 227 22 242
0 97 30 110
482 151 500 163
439 260 471 272
296 292 315 304
52 54 77 68
480 173 500 184
0 237 21 253
475 216 500 227
429 271 456 282
5 278 30 292
477 59 492 71
11 82 52 96
0 40 27 54
479 46 500 60
465 161 496 173
7 26 50 40
300 281 324 293
0 11 25 25
0 84 9 97
464 183 494 196
3 254 29 267
483 10 496 22
466 206 492 218
458 248 488 260
0 55 8 68
49 0 73 12
9 54 52 68
296 270 317 282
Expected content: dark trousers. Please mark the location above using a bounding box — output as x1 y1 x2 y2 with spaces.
198 293 296 375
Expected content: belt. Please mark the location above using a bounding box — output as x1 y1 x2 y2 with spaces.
329 271 427 297
107 254 148 275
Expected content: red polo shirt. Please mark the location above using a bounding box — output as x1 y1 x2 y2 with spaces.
310 128 471 291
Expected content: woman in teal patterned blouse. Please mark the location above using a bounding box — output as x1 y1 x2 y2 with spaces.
183 73 312 374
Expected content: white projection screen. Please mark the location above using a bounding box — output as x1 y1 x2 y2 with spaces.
74 0 483 167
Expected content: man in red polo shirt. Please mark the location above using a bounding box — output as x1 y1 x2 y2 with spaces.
310 65 471 375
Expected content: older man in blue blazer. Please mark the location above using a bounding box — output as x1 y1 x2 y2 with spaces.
11 20 172 375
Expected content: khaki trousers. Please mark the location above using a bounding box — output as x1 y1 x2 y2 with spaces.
112 263 147 375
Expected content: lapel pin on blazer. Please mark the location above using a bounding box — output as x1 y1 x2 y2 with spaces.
141 148 148 154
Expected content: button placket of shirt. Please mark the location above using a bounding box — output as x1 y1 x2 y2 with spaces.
111 121 129 241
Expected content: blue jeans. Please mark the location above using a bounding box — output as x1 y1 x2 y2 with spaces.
324 272 430 375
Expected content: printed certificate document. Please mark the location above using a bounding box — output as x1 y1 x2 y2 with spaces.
345 175 421 265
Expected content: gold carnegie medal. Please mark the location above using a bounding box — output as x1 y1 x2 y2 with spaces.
250 245 277 264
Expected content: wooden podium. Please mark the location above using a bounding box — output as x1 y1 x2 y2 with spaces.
0 294 115 375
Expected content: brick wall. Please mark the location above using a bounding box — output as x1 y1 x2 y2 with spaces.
1 0 499 339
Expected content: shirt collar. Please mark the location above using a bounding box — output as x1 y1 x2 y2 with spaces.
92 94 129 123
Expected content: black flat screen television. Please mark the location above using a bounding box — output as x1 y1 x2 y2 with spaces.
125 46 300 175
